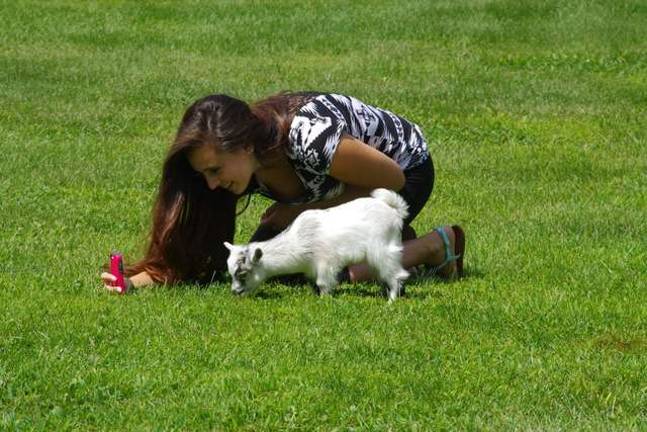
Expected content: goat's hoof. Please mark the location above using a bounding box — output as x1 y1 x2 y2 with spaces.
318 287 332 297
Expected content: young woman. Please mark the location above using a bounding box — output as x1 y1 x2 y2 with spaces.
101 92 465 292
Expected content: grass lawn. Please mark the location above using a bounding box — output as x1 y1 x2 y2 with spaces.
1 0 645 430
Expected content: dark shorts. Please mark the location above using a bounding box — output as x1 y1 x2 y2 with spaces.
398 155 435 226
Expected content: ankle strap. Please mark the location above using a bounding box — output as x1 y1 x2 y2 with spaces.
434 227 461 267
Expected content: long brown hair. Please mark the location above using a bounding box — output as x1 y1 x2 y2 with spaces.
126 92 320 284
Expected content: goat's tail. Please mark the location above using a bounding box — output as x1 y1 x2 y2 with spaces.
371 188 409 221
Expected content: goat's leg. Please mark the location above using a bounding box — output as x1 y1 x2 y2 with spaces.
386 277 404 302
316 277 338 296
372 248 409 302
315 264 339 297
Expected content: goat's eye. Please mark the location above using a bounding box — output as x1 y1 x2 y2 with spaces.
234 267 247 279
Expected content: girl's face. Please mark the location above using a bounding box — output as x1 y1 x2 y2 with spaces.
187 144 258 195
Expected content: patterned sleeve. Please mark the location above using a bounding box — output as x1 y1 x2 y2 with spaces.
288 107 347 175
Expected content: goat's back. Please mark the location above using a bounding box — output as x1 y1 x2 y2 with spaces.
290 194 405 258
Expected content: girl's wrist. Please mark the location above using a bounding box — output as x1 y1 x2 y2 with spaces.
125 277 135 292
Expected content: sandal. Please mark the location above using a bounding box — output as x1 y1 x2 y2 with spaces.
427 225 465 279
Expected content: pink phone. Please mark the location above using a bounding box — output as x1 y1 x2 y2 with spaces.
110 251 127 294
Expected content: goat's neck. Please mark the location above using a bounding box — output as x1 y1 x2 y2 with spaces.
251 232 304 278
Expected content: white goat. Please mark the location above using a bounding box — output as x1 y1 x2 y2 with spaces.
224 188 410 301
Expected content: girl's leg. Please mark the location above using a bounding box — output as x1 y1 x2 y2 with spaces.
345 156 446 282
348 225 461 282
402 224 417 242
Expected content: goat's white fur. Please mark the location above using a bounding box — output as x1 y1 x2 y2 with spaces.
224 188 410 301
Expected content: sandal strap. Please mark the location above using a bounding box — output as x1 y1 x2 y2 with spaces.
433 227 461 270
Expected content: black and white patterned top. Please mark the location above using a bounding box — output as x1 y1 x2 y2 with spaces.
259 93 429 204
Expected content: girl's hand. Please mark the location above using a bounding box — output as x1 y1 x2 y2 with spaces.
100 272 132 294
101 272 122 293
260 203 303 229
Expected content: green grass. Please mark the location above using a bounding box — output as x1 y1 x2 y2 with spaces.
1 0 646 430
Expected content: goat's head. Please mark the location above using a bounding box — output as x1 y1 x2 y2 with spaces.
223 242 263 295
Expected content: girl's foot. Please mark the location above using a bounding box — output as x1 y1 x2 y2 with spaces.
420 225 465 279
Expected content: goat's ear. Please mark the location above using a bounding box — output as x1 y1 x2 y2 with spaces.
223 241 233 251
252 248 263 263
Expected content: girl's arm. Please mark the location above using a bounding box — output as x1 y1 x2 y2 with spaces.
297 135 406 210
328 135 405 191
261 136 406 228
101 270 155 293
129 271 155 288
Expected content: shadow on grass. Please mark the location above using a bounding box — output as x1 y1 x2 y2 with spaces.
233 266 486 301
246 291 283 300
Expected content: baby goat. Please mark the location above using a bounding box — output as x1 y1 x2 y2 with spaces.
224 188 410 301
